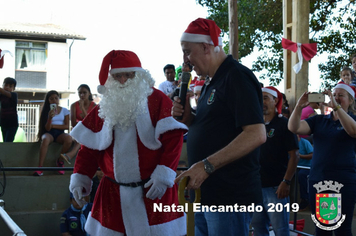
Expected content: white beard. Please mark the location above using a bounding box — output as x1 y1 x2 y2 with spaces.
98 70 155 130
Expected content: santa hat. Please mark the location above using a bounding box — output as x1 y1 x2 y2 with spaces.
98 50 145 94
189 76 198 90
0 49 13 69
194 80 205 93
262 86 283 117
333 81 356 98
190 76 198 86
180 18 222 53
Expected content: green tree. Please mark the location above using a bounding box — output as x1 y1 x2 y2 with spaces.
197 0 356 89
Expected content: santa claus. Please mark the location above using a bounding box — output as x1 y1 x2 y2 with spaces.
69 50 188 236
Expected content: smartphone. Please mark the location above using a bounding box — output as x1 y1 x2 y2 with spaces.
308 93 325 103
50 104 57 111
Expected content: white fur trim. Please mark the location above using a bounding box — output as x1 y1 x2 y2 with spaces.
262 88 278 98
150 214 186 236
120 186 186 235
113 125 141 183
135 106 160 150
154 117 188 146
71 106 187 152
97 85 106 94
136 110 188 151
85 212 124 236
151 165 176 187
121 186 150 235
180 32 222 46
69 173 92 197
85 194 187 236
110 67 145 74
70 121 113 151
194 85 203 92
334 84 355 98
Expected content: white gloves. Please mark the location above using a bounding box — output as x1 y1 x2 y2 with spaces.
72 186 87 207
144 178 168 200
144 165 176 200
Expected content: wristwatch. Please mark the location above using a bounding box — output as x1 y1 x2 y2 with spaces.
203 158 215 174
282 178 291 185
333 104 341 111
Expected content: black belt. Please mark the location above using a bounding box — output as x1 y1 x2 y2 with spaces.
105 176 149 188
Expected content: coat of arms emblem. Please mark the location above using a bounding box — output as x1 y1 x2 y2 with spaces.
207 89 216 105
311 180 346 231
267 129 275 138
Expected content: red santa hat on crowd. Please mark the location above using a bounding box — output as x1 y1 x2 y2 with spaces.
194 80 205 93
98 50 145 94
262 86 283 117
0 49 13 69
180 18 222 53
190 76 198 89
333 81 356 98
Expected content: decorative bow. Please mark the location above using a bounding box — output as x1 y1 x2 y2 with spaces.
282 38 317 74
0 49 14 69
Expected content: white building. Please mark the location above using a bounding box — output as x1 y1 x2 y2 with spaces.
0 22 85 141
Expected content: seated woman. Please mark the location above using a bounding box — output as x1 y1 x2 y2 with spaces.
33 90 72 176
61 84 96 164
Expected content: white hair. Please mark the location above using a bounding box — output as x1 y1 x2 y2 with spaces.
98 70 155 130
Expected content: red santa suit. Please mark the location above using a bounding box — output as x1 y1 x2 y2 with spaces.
69 88 188 236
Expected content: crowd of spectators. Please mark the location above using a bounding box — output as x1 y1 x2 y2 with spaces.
2 18 356 236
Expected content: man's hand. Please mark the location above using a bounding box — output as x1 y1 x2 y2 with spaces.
171 96 185 118
171 92 194 125
276 181 290 199
174 161 209 190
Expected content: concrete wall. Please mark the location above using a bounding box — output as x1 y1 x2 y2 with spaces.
0 142 75 236
1 142 355 236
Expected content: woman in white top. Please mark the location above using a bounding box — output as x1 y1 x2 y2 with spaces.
33 90 72 176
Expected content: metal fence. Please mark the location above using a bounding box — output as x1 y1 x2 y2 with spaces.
17 104 40 142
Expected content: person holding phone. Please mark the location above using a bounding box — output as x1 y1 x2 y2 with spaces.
288 81 356 235
300 96 321 143
33 90 72 176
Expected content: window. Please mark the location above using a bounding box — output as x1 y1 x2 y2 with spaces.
15 41 47 71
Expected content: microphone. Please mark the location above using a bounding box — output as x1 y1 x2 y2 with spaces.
177 72 191 120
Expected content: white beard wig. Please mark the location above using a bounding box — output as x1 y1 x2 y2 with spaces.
98 70 155 130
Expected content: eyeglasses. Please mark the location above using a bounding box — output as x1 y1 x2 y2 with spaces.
112 72 135 80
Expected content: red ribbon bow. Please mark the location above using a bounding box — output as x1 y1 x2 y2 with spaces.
0 49 13 69
282 38 317 73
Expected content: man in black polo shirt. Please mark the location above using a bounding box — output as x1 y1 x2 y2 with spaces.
251 86 299 236
173 18 266 236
